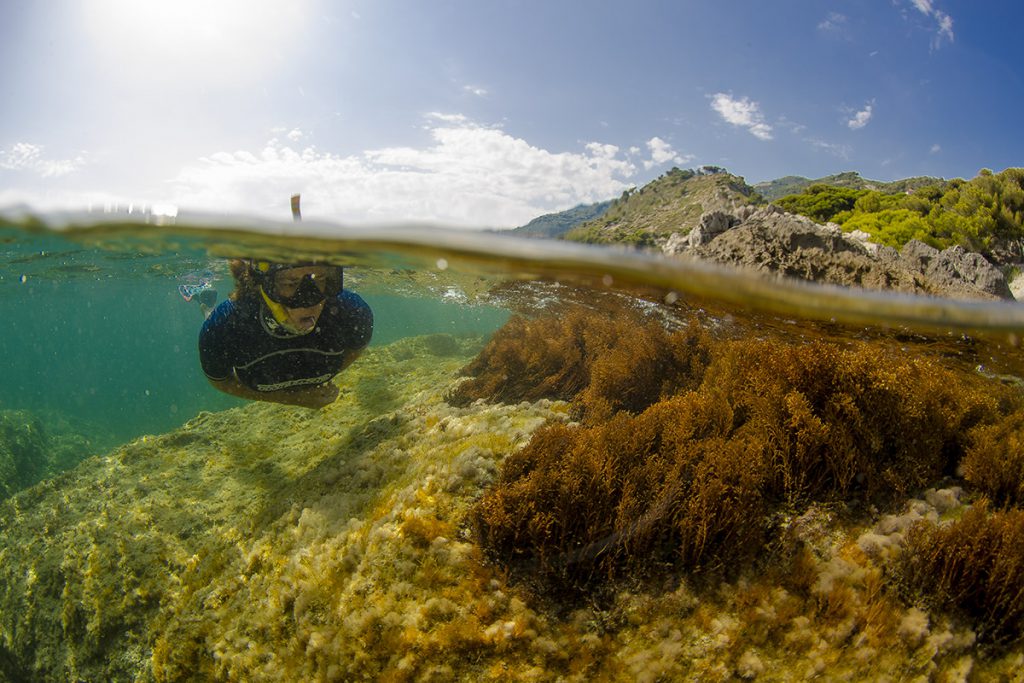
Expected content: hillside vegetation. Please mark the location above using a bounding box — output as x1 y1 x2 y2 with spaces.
563 167 761 246
508 200 613 239
775 168 1024 261
755 171 946 202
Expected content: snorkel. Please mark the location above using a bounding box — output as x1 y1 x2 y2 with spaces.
259 274 297 328
253 194 326 331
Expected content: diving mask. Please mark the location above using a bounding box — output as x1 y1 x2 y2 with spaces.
253 262 344 309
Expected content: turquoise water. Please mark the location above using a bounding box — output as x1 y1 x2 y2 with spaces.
0 226 509 451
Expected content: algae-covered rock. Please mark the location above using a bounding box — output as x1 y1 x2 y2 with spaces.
1 328 1023 682
0 410 50 499
0 409 102 502
0 334 568 681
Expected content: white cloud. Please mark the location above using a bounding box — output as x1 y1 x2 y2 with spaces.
0 143 85 178
905 0 954 48
286 128 305 142
425 112 470 125
643 137 693 170
585 142 620 160
776 116 807 135
935 12 954 44
709 93 773 141
462 85 488 97
930 143 942 154
847 102 874 130
818 12 848 33
807 138 851 160
167 115 639 228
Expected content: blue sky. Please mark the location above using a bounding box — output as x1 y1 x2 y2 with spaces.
1 0 1021 228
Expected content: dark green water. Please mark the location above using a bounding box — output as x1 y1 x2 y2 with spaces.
0 227 508 451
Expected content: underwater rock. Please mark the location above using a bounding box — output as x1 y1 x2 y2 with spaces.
0 410 51 500
0 410 102 502
0 335 572 681
1 324 1022 681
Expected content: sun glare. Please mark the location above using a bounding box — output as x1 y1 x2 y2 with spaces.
81 0 312 86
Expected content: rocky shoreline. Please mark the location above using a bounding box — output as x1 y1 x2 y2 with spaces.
663 205 1018 302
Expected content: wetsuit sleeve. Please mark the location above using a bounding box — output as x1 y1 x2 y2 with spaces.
198 300 237 381
335 290 374 350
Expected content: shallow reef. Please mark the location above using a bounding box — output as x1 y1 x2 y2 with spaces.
0 312 1023 681
0 409 97 501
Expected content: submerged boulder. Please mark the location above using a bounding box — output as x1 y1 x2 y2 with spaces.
0 410 100 502
0 411 50 500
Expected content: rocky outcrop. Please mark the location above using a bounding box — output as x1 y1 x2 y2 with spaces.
665 206 1014 301
899 240 1013 300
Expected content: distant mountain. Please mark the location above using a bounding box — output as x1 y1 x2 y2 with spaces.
754 171 947 201
563 167 762 247
508 200 614 239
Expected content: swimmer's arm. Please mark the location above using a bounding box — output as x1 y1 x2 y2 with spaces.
207 374 339 409
205 350 363 409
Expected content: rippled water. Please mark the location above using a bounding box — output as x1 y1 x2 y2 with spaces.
1 207 1023 681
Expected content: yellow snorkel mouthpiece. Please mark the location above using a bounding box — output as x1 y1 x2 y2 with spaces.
260 286 293 326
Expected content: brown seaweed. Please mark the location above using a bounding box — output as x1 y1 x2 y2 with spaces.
896 501 1024 645
448 304 714 424
962 409 1024 508
465 305 1020 595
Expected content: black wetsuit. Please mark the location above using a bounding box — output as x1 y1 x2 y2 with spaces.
198 290 373 392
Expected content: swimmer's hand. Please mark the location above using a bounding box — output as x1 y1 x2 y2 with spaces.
285 383 339 409
207 376 339 409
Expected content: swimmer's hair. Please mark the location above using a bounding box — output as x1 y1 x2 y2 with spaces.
227 258 261 302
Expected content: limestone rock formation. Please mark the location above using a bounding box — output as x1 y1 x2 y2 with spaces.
899 240 1013 300
665 206 1014 301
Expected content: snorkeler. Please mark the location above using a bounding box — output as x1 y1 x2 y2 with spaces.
198 259 373 408
178 267 221 318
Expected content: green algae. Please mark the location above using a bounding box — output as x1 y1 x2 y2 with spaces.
0 410 99 502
